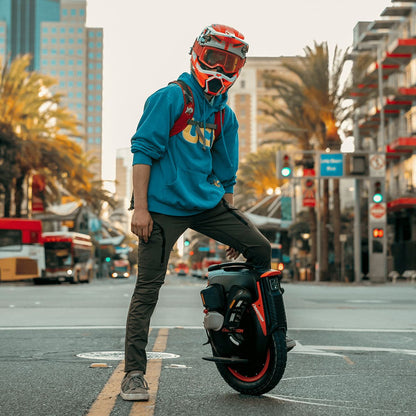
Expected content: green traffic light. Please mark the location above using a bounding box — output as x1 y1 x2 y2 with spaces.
373 193 383 203
281 167 292 177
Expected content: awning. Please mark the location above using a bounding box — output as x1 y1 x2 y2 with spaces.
389 137 416 151
388 197 416 211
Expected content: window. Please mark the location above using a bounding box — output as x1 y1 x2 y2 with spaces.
0 230 22 250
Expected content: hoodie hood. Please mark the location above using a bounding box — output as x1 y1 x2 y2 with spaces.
178 72 229 112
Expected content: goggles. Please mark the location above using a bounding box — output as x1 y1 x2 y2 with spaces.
194 44 245 74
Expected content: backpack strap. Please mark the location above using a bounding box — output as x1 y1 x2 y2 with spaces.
214 109 225 142
169 80 194 137
168 79 225 145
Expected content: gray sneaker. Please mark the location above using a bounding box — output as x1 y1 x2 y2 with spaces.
286 336 296 352
120 371 149 401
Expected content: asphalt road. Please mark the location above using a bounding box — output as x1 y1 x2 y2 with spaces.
0 274 415 416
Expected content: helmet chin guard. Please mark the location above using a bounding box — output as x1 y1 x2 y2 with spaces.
190 24 248 96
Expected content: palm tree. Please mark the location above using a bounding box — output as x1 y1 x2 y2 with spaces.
0 54 115 217
235 146 280 210
260 42 359 280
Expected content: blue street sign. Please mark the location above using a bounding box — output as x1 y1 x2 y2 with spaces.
320 153 344 177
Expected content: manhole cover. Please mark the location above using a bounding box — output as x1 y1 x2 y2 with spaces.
76 351 180 361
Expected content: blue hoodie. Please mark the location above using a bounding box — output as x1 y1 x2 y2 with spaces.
131 72 239 216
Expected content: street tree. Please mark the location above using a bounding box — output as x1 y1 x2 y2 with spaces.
261 42 365 280
0 54 115 217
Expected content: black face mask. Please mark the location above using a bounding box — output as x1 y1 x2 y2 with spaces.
206 77 223 94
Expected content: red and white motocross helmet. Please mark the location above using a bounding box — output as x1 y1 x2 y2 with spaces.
190 24 249 96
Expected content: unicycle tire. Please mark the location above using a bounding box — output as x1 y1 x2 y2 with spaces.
215 328 287 395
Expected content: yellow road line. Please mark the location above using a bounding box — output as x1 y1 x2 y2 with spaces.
86 360 125 416
86 328 156 416
130 328 169 416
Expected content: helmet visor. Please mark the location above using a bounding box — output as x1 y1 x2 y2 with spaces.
198 47 245 73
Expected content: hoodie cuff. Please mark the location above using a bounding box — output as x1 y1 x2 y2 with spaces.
223 185 234 193
133 152 153 166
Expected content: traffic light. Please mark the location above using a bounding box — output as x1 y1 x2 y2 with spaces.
372 181 384 203
277 152 293 178
372 228 384 238
184 239 190 247
281 154 292 177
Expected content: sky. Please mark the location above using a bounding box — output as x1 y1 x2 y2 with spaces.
85 0 391 185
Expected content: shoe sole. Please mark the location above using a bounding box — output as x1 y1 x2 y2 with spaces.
120 391 150 401
286 341 296 352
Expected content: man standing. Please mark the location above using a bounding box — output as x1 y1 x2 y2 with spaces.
121 24 293 401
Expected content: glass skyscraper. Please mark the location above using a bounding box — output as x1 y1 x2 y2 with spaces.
0 0 103 179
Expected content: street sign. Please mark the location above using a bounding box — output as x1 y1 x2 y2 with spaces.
320 153 343 177
369 202 386 222
369 154 386 177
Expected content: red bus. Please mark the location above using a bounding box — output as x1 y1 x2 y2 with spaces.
0 218 45 282
42 232 95 283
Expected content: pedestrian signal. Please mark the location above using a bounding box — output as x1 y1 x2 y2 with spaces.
372 228 384 238
372 181 383 203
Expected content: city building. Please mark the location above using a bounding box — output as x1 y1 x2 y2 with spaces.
111 148 132 234
228 56 300 161
352 0 416 273
0 0 103 178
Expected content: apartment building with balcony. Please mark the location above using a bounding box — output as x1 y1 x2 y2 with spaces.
352 0 416 272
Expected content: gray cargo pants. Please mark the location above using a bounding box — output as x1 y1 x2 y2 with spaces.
124 199 271 373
